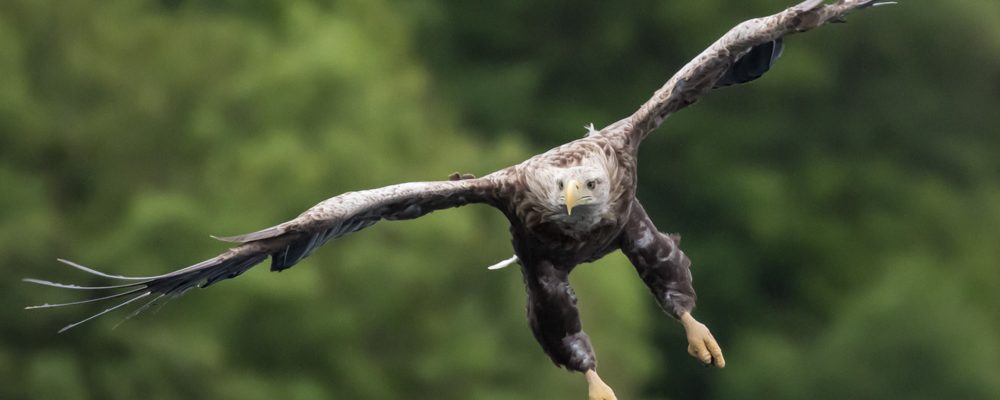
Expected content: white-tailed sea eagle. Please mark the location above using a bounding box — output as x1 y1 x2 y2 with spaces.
26 1 891 398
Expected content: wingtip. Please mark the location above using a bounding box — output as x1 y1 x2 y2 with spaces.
53 258 153 281
209 234 238 242
53 291 152 334
22 277 57 287
23 277 147 291
23 277 62 287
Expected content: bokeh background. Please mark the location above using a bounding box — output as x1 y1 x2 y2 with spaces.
2 0 999 399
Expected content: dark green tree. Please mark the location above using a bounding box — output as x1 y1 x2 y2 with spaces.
2 0 998 399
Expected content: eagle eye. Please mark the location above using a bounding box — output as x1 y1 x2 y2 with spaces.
586 180 596 190
557 180 564 190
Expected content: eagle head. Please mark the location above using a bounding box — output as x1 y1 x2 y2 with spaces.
554 165 610 217
525 162 616 233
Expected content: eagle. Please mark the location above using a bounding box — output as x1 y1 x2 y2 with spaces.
26 1 889 399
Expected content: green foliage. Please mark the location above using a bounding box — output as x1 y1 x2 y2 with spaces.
2 0 999 399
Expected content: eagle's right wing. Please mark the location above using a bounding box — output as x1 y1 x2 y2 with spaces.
26 176 507 332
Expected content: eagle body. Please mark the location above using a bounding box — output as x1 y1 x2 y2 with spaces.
500 135 641 370
505 135 636 263
28 1 889 398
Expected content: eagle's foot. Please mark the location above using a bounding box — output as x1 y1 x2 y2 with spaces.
585 369 617 400
681 312 726 368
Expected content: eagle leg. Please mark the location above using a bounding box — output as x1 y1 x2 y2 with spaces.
618 201 725 368
521 259 614 398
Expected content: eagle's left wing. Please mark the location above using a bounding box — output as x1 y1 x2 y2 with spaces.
621 0 894 143
26 176 506 332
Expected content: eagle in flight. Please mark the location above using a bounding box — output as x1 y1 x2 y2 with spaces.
26 1 889 399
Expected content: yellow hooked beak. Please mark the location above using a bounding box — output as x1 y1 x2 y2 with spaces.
564 179 581 215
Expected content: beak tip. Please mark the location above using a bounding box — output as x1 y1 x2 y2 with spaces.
563 179 580 216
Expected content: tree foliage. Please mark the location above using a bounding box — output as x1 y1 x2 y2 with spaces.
1 1 998 399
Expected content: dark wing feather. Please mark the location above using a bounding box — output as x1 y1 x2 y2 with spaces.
620 0 890 143
233 179 497 271
25 178 501 332
713 38 784 88
211 225 286 243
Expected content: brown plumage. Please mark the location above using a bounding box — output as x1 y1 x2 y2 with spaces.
26 1 890 398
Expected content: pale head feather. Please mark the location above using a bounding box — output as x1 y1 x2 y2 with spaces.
523 146 620 233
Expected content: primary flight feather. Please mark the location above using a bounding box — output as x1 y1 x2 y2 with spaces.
26 1 891 398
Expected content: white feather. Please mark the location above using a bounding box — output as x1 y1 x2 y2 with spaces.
487 255 519 270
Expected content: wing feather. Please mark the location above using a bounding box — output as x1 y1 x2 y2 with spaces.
621 0 891 143
713 38 784 88
210 224 289 243
227 179 497 271
26 177 502 332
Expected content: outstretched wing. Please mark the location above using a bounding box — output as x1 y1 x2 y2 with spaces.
25 178 503 332
615 0 893 143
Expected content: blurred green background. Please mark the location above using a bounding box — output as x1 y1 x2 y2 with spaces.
2 0 998 399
